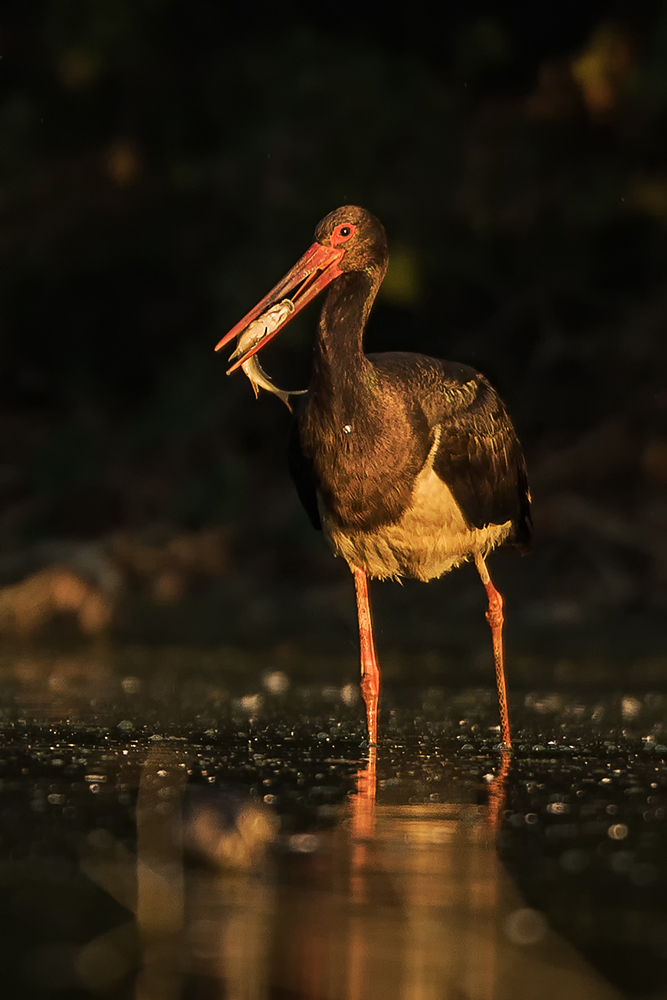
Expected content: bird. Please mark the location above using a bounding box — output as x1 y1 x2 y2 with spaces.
215 206 531 749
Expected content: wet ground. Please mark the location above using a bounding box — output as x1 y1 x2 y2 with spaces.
2 644 667 999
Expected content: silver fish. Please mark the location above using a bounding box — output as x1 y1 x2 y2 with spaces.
229 298 295 359
229 299 306 411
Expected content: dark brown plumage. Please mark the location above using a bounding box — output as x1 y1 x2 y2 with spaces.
216 206 531 748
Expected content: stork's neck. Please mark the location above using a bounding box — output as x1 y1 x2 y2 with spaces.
310 270 380 410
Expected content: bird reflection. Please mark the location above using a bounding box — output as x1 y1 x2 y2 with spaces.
77 745 614 1000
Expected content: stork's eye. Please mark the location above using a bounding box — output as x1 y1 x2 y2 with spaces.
331 223 357 246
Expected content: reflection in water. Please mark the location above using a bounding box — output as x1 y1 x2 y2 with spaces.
5 656 666 998
487 749 510 834
351 746 378 841
77 746 621 999
185 785 278 998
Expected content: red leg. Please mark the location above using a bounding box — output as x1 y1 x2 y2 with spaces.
475 555 511 749
353 567 381 746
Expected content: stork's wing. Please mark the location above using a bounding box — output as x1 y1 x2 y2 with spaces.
433 370 531 548
371 354 531 549
288 416 322 531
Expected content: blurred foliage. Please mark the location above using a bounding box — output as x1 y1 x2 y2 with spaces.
0 1 666 627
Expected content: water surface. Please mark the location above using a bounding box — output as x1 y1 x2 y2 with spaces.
1 645 666 999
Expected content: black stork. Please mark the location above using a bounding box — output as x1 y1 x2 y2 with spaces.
215 206 531 748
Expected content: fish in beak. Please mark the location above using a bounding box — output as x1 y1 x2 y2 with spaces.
214 241 345 372
223 300 304 411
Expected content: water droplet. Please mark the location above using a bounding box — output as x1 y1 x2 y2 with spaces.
630 862 657 886
504 908 547 945
560 848 588 873
610 850 633 873
340 684 358 706
622 696 642 721
240 693 262 713
264 671 289 695
87 828 115 851
289 833 319 853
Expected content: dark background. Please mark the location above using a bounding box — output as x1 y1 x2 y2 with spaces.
0 0 665 680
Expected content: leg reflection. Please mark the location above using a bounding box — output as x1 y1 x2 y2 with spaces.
486 749 511 835
350 745 377 904
351 744 377 842
348 746 378 1000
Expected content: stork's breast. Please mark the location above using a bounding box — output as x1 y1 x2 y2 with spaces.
317 425 513 580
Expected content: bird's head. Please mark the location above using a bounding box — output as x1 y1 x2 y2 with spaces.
313 206 388 281
215 206 387 372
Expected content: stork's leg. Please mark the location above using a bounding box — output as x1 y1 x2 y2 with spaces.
475 554 511 749
353 567 380 745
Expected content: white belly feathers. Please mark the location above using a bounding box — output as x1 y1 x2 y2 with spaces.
319 425 513 582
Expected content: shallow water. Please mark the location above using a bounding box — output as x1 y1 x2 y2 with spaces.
1 645 667 999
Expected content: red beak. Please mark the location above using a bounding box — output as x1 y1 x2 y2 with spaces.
214 241 345 372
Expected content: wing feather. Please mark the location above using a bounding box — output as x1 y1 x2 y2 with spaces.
288 415 322 531
434 374 531 547
369 353 531 548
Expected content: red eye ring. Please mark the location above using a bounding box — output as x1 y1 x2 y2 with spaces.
331 223 357 247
